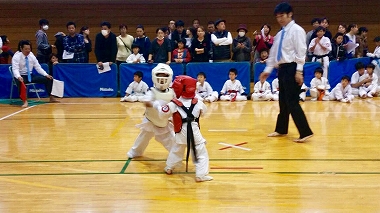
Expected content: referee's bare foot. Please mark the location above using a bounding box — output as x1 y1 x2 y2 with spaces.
267 132 286 137
21 101 28 108
293 134 313 143
49 96 60 103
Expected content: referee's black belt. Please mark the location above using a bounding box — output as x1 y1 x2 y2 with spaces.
278 62 296 68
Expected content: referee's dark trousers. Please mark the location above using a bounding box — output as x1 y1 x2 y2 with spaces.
275 62 313 138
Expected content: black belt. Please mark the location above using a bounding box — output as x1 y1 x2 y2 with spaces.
278 62 296 68
313 54 329 59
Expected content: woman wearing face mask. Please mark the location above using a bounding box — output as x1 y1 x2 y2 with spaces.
79 26 92 63
232 24 252 62
36 19 55 64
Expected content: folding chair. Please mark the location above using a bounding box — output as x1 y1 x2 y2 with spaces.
9 66 41 103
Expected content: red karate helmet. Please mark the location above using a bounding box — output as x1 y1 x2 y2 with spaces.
171 75 197 99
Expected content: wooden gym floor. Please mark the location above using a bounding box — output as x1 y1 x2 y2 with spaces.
1 98 380 212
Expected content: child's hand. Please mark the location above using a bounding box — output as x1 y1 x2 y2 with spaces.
143 101 153 107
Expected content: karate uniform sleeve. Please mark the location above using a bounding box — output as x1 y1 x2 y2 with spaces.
154 101 177 120
254 82 260 93
325 78 331 90
334 85 344 100
323 37 332 52
220 81 228 94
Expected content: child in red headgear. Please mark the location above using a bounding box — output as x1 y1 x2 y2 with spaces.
152 75 212 182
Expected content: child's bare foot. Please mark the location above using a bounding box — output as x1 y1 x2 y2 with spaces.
195 175 213 182
21 101 28 108
164 167 172 175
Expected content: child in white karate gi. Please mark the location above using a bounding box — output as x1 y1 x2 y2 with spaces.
127 64 175 158
195 72 218 102
329 75 354 103
153 75 212 182
309 67 330 101
366 36 380 81
308 26 332 78
220 68 247 101
350 62 372 98
120 71 149 102
299 83 308 102
271 78 279 101
362 63 380 97
251 79 272 101
126 43 146 63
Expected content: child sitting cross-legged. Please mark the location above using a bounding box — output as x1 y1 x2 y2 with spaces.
309 67 330 101
195 72 218 102
251 78 272 101
120 71 149 102
219 68 247 101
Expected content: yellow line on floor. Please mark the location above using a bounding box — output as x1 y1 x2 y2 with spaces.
110 116 130 137
0 177 78 192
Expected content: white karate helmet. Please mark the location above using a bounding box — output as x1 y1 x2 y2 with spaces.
151 63 173 90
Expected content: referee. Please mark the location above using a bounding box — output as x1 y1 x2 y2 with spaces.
260 2 313 142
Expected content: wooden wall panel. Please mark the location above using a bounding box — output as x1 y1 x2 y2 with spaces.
1 0 379 63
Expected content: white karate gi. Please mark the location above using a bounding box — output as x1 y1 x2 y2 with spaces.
329 83 354 103
127 88 175 158
126 53 146 63
121 80 149 102
299 83 308 101
351 71 370 97
195 81 218 102
220 79 247 101
251 81 273 101
309 36 332 78
367 46 380 84
155 97 210 179
271 78 279 101
362 73 380 97
310 77 331 100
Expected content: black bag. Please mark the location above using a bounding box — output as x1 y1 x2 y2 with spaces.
41 46 52 55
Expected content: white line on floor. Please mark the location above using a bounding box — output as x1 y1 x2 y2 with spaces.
218 142 251 151
0 105 36 121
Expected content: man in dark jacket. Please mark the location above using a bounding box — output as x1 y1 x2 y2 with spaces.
95 21 117 67
211 19 232 62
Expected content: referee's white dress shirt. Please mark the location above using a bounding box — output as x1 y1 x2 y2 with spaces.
264 20 307 73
